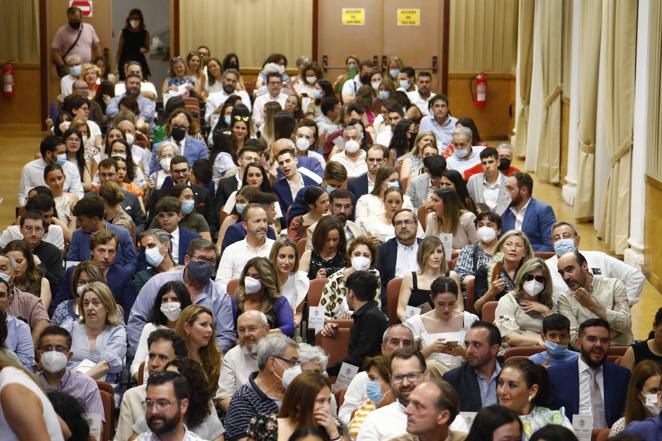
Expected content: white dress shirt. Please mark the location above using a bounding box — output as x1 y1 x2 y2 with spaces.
252 92 288 128
0 225 65 251
510 198 532 231
355 193 414 222
286 173 305 201
419 114 458 148
169 227 180 264
330 150 368 178
205 89 252 127
375 128 393 148
338 371 369 425
114 81 158 98
578 357 605 418
215 238 275 288
282 271 310 310
407 90 437 116
395 240 420 277
18 158 84 206
482 175 501 211
216 344 258 399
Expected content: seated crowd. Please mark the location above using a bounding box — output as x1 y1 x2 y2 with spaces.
1 8 659 441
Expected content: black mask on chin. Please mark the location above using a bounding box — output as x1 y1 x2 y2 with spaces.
360 74 371 85
498 158 512 172
69 20 81 30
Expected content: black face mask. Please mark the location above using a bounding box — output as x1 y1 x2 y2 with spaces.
360 74 371 85
498 158 512 172
69 20 81 30
171 127 187 142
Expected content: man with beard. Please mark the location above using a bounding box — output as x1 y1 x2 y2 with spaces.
442 321 502 411
548 318 630 429
357 348 468 440
216 310 270 412
137 371 200 441
306 189 364 251
106 73 156 127
407 71 437 117
116 329 188 441
557 250 633 345
205 69 252 128
502 171 557 251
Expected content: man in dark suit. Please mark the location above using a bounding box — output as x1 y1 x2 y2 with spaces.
443 321 502 411
547 318 630 429
348 144 388 200
272 149 320 217
51 229 136 321
213 146 261 213
377 208 421 306
96 158 147 235
153 197 200 265
502 171 557 251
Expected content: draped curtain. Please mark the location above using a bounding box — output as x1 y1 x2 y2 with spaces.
572 0 602 220
0 0 39 63
647 0 662 180
513 0 535 157
179 0 313 67
597 0 636 254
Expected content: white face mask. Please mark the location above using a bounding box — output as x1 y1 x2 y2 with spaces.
477 226 497 243
305 76 317 84
344 139 361 154
295 137 310 152
351 255 371 271
40 351 68 373
76 284 88 297
159 157 172 172
59 121 71 133
644 393 661 415
244 276 262 294
371 81 381 91
160 302 181 321
125 133 135 145
523 279 545 297
130 19 140 29
281 365 302 388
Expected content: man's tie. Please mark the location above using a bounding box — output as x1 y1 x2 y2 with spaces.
590 368 607 428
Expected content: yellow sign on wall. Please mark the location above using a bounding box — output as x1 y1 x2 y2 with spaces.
397 9 420 26
342 8 366 25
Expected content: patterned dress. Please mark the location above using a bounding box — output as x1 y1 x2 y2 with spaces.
519 406 574 441
319 268 381 319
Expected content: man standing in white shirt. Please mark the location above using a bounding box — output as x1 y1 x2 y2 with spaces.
445 126 484 176
419 95 458 148
205 69 252 128
357 348 468 440
466 147 510 216
216 205 274 289
407 71 437 116
216 310 269 412
545 221 645 304
252 71 288 128
18 135 83 208
330 125 368 178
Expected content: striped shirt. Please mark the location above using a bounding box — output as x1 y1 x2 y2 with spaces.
224 372 279 441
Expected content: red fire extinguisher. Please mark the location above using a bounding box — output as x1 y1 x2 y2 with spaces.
470 73 487 108
2 61 15 97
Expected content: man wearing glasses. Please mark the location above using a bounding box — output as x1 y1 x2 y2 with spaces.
37 326 105 432
128 238 235 354
252 71 289 128
357 348 468 440
348 144 389 199
225 333 299 441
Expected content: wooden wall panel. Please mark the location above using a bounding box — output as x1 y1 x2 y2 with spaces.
447 73 515 140
644 177 662 292
0 64 41 127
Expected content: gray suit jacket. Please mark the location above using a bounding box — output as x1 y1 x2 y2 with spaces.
406 173 432 210
466 172 511 216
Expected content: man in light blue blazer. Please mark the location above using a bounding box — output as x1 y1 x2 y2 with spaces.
501 171 556 251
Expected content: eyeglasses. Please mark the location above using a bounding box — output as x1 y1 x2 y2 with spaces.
391 371 423 384
394 219 416 227
274 356 300 367
143 399 180 410
40 344 68 353
525 274 546 284
189 256 217 265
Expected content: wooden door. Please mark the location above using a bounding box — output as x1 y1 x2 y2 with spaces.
381 0 444 91
316 0 383 87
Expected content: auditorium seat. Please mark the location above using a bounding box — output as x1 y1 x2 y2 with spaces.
482 301 498 323
465 277 476 313
386 278 403 325
296 237 307 256
137 361 145 385
307 278 328 307
418 206 428 231
596 428 611 441
503 346 545 361
534 251 555 260
97 381 115 441
315 319 353 367
226 278 239 296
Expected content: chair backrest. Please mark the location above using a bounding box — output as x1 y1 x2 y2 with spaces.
315 322 352 367
97 381 115 441
307 278 328 307
608 345 628 357
387 278 403 325
418 205 428 231
296 238 307 257
534 251 555 260
592 428 605 441
227 279 239 296
464 277 476 313
137 361 146 385
503 346 545 361
335 388 347 408
482 301 498 323
596 428 611 441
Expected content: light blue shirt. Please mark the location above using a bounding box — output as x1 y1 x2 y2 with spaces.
475 362 501 407
419 114 458 148
106 94 156 127
529 349 580 367
127 268 235 353
5 314 34 369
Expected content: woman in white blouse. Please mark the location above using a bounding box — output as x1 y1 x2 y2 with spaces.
355 166 413 222
270 237 309 327
405 276 479 374
494 258 555 349
425 187 478 252
359 187 423 244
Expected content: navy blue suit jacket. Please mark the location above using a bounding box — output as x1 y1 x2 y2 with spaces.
220 223 277 253
548 358 630 427
135 226 200 271
377 237 422 307
272 174 319 218
501 198 556 252
348 173 369 199
51 264 136 321
443 362 502 411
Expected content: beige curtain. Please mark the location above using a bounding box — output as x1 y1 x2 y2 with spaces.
647 0 662 180
0 0 39 63
573 0 602 220
179 0 312 68
513 0 535 157
597 0 636 254
449 0 518 73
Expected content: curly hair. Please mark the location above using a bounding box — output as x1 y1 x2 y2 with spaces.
235 257 281 313
164 358 212 428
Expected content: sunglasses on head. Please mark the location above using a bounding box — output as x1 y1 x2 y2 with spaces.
524 274 546 284
234 115 250 122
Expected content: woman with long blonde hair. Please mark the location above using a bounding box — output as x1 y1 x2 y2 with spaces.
176 305 222 387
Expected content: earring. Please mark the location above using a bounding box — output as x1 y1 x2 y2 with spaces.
528 396 533 402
